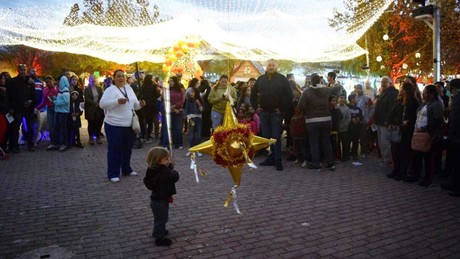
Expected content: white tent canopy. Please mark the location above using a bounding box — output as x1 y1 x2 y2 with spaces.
0 0 392 64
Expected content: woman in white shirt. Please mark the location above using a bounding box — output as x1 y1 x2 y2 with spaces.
100 69 145 183
410 84 444 187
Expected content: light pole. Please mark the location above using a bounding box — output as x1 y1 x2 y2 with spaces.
412 0 441 81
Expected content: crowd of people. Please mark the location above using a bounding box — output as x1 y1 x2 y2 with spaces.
0 62 459 197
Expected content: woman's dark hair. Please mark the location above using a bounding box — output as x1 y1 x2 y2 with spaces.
401 82 416 105
405 76 417 87
112 69 124 78
70 75 80 85
424 84 438 99
219 74 229 81
188 78 199 89
329 95 337 102
199 79 210 92
142 74 154 88
169 76 181 91
191 87 202 103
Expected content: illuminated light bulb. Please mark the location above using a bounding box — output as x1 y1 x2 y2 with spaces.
376 56 383 62
0 0 393 64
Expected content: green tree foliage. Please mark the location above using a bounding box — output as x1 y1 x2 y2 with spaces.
0 45 51 75
330 0 432 81
439 0 460 75
63 0 166 27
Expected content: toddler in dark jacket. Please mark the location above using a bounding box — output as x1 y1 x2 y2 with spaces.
144 147 179 246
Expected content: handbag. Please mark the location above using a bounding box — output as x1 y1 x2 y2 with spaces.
388 106 404 143
132 110 140 135
411 131 432 152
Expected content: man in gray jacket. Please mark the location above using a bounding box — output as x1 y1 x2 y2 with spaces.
374 76 398 167
297 73 340 171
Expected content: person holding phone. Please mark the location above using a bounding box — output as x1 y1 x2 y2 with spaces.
207 75 237 130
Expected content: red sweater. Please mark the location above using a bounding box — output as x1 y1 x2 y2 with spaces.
36 86 58 110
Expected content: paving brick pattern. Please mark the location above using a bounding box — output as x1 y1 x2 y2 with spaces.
1 135 460 258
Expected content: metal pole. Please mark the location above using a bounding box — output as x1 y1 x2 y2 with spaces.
365 34 370 78
433 1 441 81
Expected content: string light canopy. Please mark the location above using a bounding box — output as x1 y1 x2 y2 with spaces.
0 0 392 64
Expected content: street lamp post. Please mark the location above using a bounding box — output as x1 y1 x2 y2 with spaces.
412 0 441 81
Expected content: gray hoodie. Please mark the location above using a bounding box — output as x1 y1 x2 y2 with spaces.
337 103 351 132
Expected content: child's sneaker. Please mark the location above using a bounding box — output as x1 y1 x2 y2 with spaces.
301 161 308 167
294 159 300 164
155 238 172 246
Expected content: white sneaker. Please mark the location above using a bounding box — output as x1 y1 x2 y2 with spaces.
301 161 308 167
197 152 203 157
110 177 120 183
294 159 300 164
129 171 138 176
145 139 152 144
186 152 191 157
46 144 57 150
178 146 184 150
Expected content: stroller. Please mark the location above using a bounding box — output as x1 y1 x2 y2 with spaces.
0 113 9 160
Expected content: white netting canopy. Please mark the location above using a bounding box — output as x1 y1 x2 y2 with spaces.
0 0 392 64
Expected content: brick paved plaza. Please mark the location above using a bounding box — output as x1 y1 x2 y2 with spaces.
2 132 460 258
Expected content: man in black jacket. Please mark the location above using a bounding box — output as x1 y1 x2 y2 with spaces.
251 59 293 171
6 64 36 152
374 76 398 167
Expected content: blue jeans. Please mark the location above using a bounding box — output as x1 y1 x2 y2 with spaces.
211 110 223 129
46 106 56 145
104 122 135 179
259 112 283 163
171 111 183 148
54 112 68 146
150 198 169 240
188 117 202 147
306 121 334 167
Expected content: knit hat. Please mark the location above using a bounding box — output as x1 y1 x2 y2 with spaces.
71 90 79 96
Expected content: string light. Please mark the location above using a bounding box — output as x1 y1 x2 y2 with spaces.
0 0 392 64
